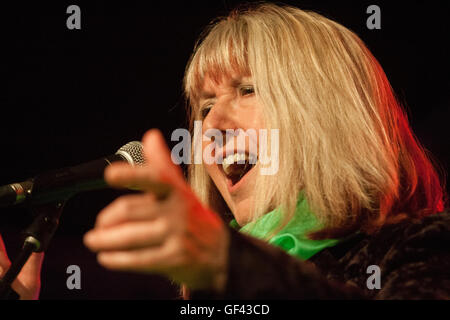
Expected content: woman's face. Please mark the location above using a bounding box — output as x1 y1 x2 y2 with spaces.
200 72 265 226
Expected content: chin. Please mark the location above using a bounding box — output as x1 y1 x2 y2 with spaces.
228 198 255 227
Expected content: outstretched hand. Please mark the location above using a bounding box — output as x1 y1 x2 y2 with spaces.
83 129 229 291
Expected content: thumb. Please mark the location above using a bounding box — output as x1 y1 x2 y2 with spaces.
142 129 185 188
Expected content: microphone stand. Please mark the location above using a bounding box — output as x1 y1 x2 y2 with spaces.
0 200 67 299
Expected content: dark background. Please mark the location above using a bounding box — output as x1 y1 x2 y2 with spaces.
0 0 448 299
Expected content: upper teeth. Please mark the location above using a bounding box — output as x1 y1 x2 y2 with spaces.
222 153 254 175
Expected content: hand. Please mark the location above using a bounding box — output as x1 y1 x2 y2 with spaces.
0 236 44 300
83 129 230 292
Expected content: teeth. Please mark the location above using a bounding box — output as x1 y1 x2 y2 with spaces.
222 153 254 175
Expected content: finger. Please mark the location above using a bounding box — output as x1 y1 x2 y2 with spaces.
95 240 179 272
105 162 171 199
94 193 159 229
84 219 168 252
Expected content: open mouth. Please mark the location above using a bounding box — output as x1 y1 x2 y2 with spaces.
221 152 257 186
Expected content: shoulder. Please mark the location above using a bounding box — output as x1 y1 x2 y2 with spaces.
389 209 450 237
344 209 450 260
314 210 450 298
370 210 450 260
357 209 450 268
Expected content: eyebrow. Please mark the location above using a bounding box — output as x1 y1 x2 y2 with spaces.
198 77 246 101
199 91 216 100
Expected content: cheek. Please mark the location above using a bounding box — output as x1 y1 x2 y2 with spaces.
200 143 219 180
204 162 221 185
201 137 217 165
242 100 266 130
203 163 229 202
203 162 214 178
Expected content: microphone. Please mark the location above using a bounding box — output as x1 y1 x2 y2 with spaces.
0 141 145 207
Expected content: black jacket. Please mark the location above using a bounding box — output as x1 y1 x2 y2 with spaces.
191 210 450 299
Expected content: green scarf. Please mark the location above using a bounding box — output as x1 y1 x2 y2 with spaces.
229 195 340 260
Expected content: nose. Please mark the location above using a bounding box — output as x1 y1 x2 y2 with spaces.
202 96 239 134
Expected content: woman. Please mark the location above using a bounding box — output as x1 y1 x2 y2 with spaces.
2 3 448 299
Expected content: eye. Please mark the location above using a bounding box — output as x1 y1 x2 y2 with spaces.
239 85 255 96
200 105 212 119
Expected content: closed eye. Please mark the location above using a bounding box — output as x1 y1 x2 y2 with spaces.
200 105 213 119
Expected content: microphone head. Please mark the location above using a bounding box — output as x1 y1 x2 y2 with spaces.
115 141 145 166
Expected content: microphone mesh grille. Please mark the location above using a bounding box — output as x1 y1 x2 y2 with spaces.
116 141 145 165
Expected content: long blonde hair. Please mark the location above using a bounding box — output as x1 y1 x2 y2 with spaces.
183 3 446 239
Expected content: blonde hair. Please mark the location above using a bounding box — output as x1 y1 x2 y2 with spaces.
183 3 446 239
